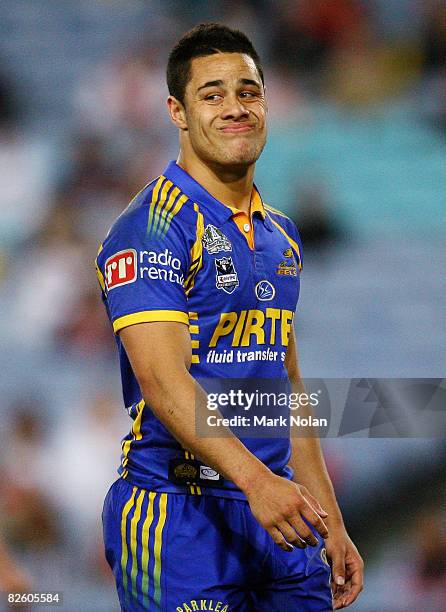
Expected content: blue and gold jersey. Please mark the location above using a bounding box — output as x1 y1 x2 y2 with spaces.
96 161 303 499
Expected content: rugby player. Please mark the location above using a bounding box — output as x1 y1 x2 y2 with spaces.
96 23 363 611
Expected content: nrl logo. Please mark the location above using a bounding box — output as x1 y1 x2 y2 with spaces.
215 256 239 294
202 224 232 254
255 280 275 301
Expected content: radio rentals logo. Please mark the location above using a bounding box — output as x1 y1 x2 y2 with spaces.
215 257 239 294
105 249 137 290
202 224 232 254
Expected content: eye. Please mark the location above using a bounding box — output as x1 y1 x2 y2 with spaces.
240 91 258 99
205 93 223 102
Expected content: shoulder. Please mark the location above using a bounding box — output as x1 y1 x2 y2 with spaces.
264 203 304 269
96 175 200 275
113 176 198 238
264 203 298 235
101 176 199 246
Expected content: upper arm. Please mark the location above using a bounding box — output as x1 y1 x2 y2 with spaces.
119 321 192 393
95 199 201 404
95 200 199 335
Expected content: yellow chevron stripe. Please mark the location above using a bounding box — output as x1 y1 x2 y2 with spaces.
151 180 174 236
95 244 105 292
185 206 204 295
191 355 200 364
130 490 146 600
184 261 201 292
150 179 173 236
95 264 105 293
267 214 302 269
264 204 289 218
147 177 166 236
153 493 168 607
183 450 193 494
162 193 188 236
189 313 199 335
156 186 180 237
141 491 156 609
121 401 145 469
183 451 202 493
120 486 137 600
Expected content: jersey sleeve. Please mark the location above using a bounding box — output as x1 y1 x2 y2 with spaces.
288 220 304 270
96 205 195 334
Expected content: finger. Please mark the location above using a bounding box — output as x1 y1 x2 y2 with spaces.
300 504 329 539
276 521 306 549
333 596 347 610
334 582 352 609
330 556 346 600
269 527 294 552
341 566 363 607
299 486 328 517
288 515 318 547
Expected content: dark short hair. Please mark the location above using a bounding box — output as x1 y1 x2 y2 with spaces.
167 23 264 105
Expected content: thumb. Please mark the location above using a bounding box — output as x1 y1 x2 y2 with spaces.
330 554 346 590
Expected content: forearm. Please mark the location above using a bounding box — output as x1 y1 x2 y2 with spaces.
289 376 345 528
140 368 270 494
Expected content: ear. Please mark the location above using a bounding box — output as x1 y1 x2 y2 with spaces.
167 96 188 131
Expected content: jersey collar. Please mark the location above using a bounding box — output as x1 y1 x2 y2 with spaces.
163 160 273 230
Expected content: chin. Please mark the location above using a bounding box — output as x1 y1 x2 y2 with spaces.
219 143 263 166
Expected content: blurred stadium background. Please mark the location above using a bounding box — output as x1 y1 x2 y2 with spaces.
0 1 445 610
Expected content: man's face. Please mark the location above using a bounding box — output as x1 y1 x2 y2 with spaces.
182 52 267 168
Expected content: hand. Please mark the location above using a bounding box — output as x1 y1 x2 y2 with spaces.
325 527 364 609
245 473 329 552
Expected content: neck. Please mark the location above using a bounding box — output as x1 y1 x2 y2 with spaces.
177 150 254 213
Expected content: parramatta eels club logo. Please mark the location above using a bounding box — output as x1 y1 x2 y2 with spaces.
202 224 232 254
215 257 239 294
255 280 275 301
277 247 298 277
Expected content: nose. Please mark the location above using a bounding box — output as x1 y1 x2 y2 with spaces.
220 93 249 121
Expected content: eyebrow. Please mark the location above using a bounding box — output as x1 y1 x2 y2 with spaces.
197 78 261 92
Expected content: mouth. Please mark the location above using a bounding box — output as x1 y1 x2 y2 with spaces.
219 123 255 134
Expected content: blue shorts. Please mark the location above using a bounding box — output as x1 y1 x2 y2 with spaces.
102 478 333 611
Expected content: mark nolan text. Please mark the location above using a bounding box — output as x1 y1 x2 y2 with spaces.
207 415 327 428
